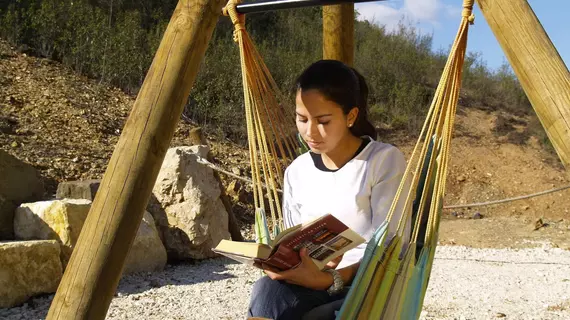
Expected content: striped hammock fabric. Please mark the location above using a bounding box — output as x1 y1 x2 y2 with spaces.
336 1 475 318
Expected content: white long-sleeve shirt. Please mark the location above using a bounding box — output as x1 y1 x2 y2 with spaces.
282 137 409 269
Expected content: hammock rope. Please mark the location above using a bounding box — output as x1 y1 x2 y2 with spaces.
224 0 301 241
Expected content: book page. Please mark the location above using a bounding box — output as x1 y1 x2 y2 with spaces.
305 228 364 270
269 214 365 270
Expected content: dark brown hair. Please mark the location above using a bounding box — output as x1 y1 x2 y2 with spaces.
295 60 377 139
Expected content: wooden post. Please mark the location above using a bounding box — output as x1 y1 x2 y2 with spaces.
323 3 354 66
477 0 570 168
46 0 226 319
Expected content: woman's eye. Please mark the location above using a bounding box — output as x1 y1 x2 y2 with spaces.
319 121 330 125
297 118 308 123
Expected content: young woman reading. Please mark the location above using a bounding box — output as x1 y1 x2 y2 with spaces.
247 60 409 320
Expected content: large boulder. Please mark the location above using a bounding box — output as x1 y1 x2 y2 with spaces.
0 150 44 239
123 211 168 274
14 199 91 264
0 240 62 308
151 146 230 260
14 199 166 273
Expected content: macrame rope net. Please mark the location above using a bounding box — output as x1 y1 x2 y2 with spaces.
224 0 303 243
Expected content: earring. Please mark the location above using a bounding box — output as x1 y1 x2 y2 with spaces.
348 123 353 127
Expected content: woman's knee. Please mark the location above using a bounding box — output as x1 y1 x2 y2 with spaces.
251 276 278 297
250 276 293 306
248 277 296 319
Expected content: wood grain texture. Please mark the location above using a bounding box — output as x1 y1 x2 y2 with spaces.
478 0 570 168
323 3 354 66
45 0 226 319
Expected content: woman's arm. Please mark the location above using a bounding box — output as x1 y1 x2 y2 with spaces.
282 167 301 229
370 147 410 238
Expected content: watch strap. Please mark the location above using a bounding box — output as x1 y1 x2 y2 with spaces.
324 268 343 295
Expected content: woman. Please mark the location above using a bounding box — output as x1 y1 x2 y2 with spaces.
248 60 409 320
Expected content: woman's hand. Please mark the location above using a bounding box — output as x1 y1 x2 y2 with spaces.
262 248 333 290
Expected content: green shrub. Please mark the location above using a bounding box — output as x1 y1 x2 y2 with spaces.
0 1 532 144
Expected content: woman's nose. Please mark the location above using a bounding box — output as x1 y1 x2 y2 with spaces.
305 121 319 138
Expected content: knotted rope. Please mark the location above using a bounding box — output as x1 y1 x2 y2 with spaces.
223 0 300 238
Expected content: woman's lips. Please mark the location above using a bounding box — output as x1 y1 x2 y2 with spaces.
307 140 322 148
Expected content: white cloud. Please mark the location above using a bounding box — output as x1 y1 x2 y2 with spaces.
355 3 404 32
444 4 462 18
356 0 460 32
404 0 440 22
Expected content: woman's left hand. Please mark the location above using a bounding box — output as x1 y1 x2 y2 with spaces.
262 248 333 290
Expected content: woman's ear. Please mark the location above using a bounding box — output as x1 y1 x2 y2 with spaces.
347 107 359 127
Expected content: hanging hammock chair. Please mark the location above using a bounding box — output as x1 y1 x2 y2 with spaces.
223 0 475 318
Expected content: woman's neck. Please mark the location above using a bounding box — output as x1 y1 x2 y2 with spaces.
321 135 364 170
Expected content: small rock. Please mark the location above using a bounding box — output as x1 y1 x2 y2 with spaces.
533 218 548 231
149 279 162 288
11 141 18 148
226 180 241 195
473 212 484 220
56 180 100 200
521 205 530 211
496 312 507 318
456 175 466 182
231 167 241 175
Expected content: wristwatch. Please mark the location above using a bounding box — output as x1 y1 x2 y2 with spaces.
324 269 344 295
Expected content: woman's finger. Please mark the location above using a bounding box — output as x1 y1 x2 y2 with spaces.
264 270 283 281
298 248 318 268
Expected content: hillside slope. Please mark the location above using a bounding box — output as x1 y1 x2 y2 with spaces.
1 39 569 249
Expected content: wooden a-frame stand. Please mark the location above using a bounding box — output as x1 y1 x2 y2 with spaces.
45 0 570 319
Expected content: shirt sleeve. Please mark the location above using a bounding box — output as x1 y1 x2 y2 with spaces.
369 147 411 240
282 167 302 229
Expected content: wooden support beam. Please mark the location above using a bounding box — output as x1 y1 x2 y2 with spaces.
477 0 570 168
46 0 226 319
323 3 354 66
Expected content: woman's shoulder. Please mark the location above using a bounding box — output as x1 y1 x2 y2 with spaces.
284 151 314 176
361 139 408 183
362 139 406 165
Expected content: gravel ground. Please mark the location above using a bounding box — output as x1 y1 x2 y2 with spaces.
1 246 569 320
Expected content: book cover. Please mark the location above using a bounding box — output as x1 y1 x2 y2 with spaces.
213 214 365 271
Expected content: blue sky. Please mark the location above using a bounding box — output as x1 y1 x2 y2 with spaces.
355 0 570 71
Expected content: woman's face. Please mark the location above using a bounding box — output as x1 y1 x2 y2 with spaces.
295 89 356 154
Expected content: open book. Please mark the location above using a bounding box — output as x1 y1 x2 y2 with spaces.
212 214 365 271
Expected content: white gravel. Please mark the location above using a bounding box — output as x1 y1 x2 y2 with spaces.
1 246 569 320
